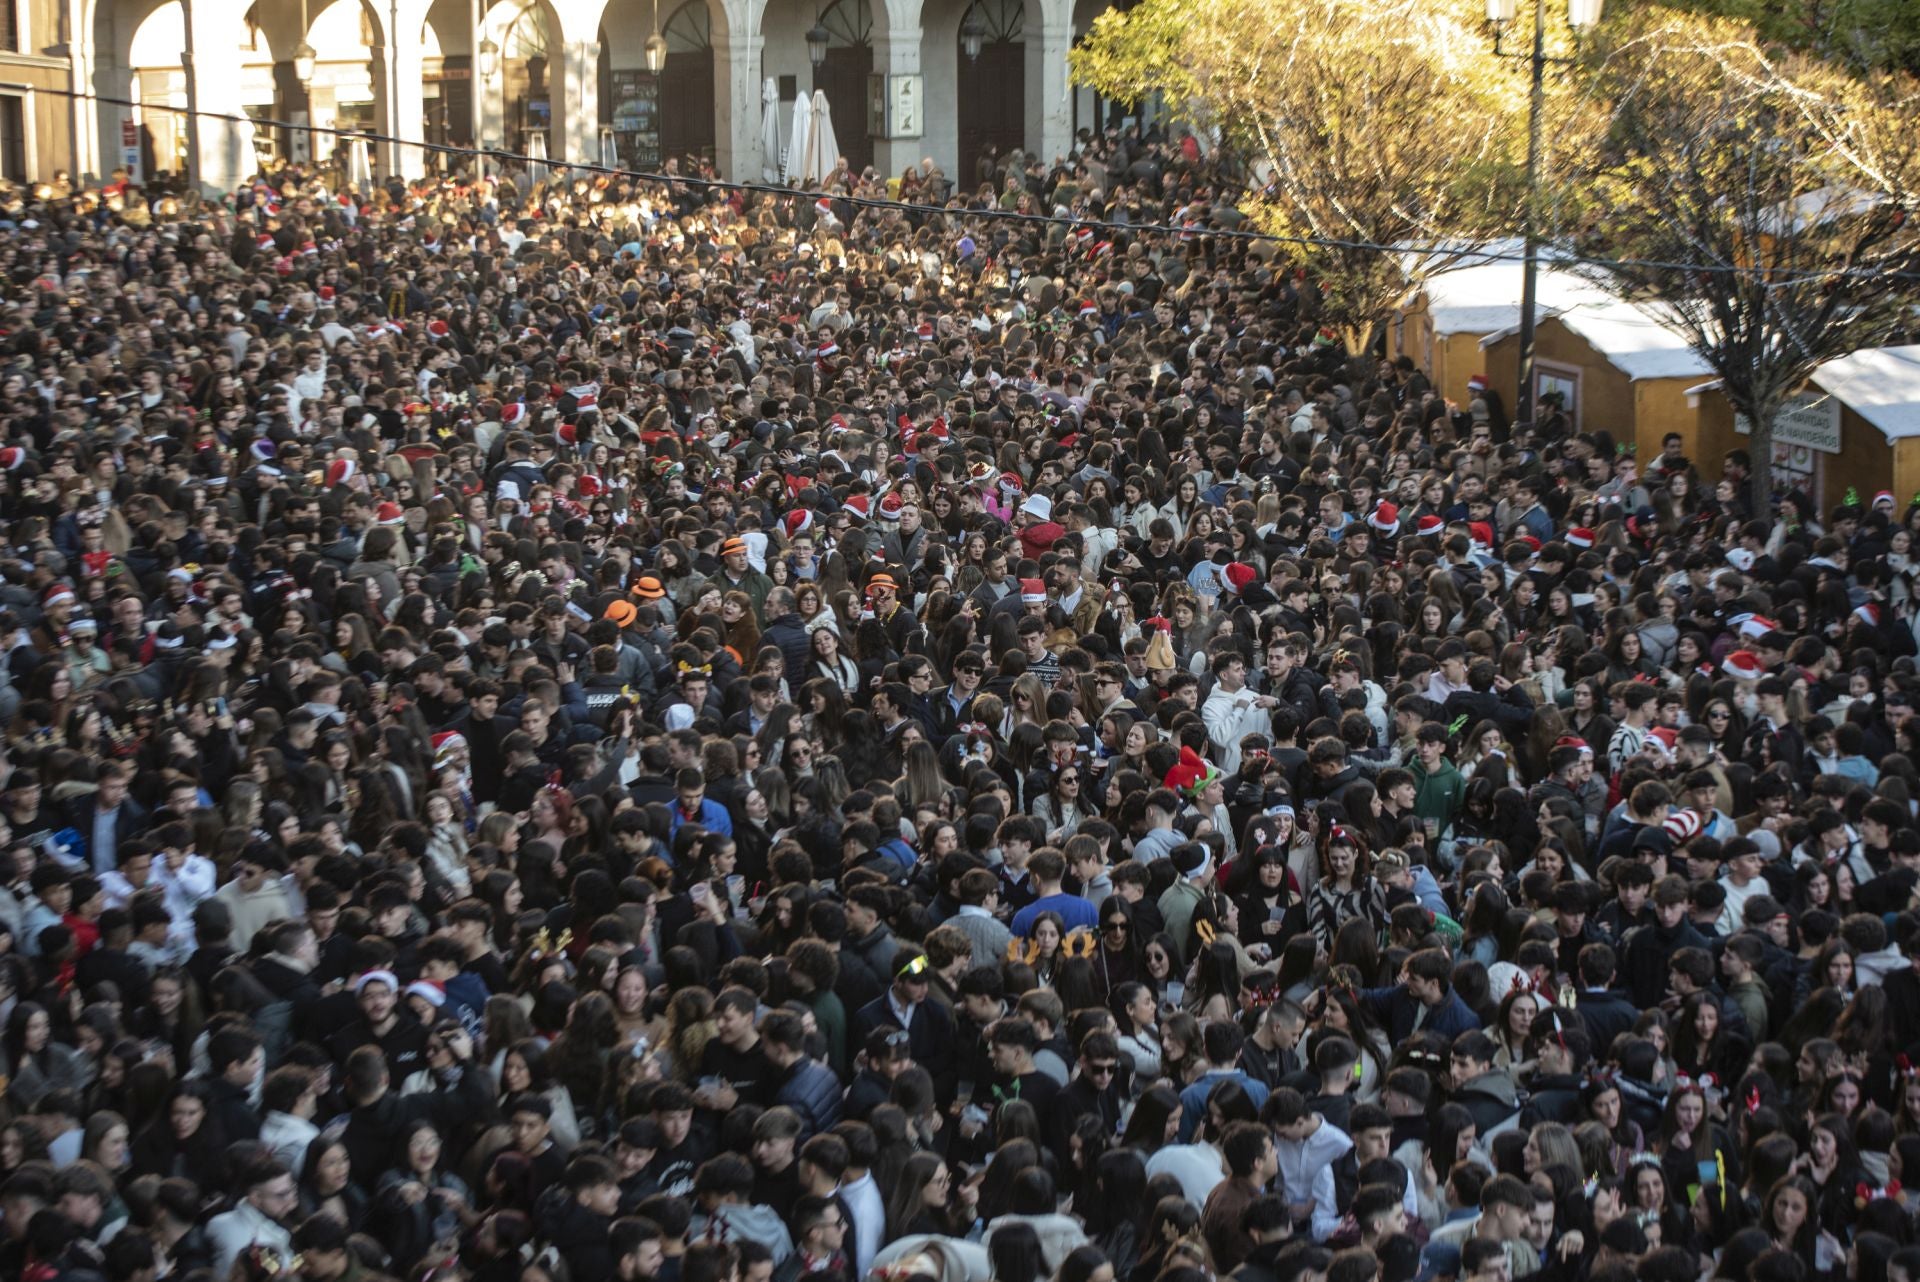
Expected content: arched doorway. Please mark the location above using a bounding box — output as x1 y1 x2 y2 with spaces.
955 0 1022 190
813 0 870 173
500 2 555 157
124 2 281 176
659 2 716 165
598 0 714 170
301 0 382 164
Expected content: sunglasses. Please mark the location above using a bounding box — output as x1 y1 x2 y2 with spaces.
897 954 930 979
1103 920 1129 933
1087 1061 1119 1077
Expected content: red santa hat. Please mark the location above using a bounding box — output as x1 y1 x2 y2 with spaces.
1855 603 1883 628
1722 650 1764 681
0 447 25 471
1077 300 1098 319
1019 578 1048 605
432 731 468 764
427 318 451 339
1875 491 1897 510
784 509 815 539
1415 514 1445 537
325 458 357 488
1468 521 1494 550
405 980 446 1008
43 583 76 610
1163 746 1223 800
501 403 527 426
877 493 904 522
1368 502 1400 535
375 502 405 526
1222 562 1257 594
842 495 871 521
577 476 604 499
1567 527 1596 549
1467 374 1488 392
1734 613 1779 640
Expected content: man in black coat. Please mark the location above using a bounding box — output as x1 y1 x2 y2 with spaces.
1621 876 1711 1008
1573 943 1639 1052
339 1036 496 1190
760 589 812 678
851 947 955 1098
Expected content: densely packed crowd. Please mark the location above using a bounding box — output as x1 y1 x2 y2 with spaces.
0 125 1915 1282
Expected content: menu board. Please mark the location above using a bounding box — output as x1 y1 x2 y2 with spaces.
610 70 662 172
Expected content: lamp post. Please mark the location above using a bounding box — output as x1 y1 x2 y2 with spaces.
806 13 831 69
960 8 986 62
294 0 316 167
645 0 668 72
1484 0 1602 428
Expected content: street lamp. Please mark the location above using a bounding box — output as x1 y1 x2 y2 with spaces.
960 9 987 61
805 15 831 68
295 0 315 166
645 0 668 73
478 35 499 80
1485 0 1602 428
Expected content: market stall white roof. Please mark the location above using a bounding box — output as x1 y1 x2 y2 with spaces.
1471 274 1716 382
1412 241 1590 338
1807 345 1920 441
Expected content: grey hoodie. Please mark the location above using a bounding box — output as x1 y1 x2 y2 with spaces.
691 1202 794 1267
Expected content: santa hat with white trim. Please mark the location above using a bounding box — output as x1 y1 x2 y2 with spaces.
1722 650 1764 682
1566 527 1596 550
784 509 815 539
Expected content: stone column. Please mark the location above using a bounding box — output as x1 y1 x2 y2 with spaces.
713 25 763 182
868 25 923 180
555 38 602 163
181 0 256 196
1029 15 1072 168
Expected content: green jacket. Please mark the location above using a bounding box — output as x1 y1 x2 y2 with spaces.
1409 758 1467 832
1159 879 1210 966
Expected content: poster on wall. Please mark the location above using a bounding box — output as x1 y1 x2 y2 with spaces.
610 71 661 172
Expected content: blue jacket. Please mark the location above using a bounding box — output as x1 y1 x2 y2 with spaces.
776 1056 845 1138
669 797 733 839
1177 1069 1272 1141
1358 985 1482 1045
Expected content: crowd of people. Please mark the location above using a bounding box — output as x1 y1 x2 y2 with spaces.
0 119 1916 1282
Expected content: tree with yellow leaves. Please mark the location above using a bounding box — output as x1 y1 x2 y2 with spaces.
1071 0 1534 353
1566 13 1920 504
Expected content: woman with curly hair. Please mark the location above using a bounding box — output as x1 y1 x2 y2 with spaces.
1308 824 1384 956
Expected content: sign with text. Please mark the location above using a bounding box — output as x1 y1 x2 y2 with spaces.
1735 389 1841 454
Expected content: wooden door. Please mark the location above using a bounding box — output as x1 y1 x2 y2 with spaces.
660 50 716 165
814 44 872 173
958 41 1024 193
